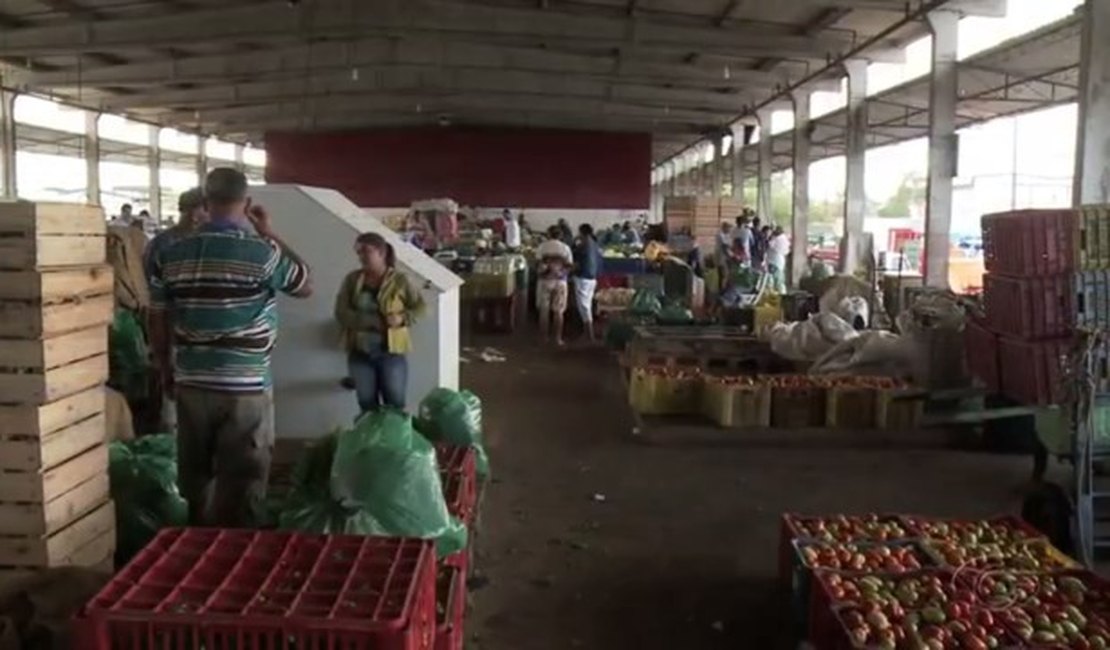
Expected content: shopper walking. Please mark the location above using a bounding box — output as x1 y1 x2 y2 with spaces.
536 226 574 346
767 226 791 293
149 167 312 527
572 223 602 342
334 232 425 416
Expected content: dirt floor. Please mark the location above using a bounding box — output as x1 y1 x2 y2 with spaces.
461 335 1042 650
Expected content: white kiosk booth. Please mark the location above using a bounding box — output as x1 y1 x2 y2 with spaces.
247 185 463 440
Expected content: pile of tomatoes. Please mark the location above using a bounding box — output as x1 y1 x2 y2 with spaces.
791 515 909 544
799 542 927 573
903 516 1044 547
923 538 1076 571
838 601 1010 650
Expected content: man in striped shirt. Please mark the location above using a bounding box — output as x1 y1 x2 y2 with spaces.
149 168 312 527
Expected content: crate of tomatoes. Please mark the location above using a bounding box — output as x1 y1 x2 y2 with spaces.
901 515 1045 546
791 540 933 640
922 537 1080 573
830 596 1017 650
780 515 912 587
701 375 771 429
769 375 828 428
628 365 703 415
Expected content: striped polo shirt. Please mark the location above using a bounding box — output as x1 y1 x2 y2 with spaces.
149 220 309 392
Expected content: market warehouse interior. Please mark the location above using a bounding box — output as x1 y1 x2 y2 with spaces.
0 0 1106 648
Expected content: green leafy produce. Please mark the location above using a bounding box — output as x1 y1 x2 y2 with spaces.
417 388 490 478
109 434 188 565
279 410 467 557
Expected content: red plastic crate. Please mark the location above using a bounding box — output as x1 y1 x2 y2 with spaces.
982 208 1078 277
434 445 477 481
77 529 437 650
998 336 1071 406
963 318 1001 392
441 472 475 527
434 564 466 650
982 273 1074 339
900 514 1044 543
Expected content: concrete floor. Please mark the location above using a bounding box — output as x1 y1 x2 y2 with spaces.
462 337 1039 650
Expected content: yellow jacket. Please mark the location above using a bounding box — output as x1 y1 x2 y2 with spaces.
334 268 426 354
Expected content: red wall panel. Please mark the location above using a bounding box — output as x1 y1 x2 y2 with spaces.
264 127 651 209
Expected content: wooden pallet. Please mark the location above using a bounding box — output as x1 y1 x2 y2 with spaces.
0 203 107 271
0 500 115 569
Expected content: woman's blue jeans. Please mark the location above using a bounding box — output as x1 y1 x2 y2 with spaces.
348 350 408 414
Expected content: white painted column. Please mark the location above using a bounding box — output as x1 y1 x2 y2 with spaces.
0 90 17 199
234 144 246 172
756 109 774 223
791 91 812 287
148 125 162 222
731 124 747 201
196 145 208 185
84 112 101 206
924 10 959 288
1075 0 1110 205
711 136 724 198
842 61 869 275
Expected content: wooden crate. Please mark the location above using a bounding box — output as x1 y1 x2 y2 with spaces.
0 294 113 339
0 411 105 472
0 500 115 569
877 391 925 431
0 473 110 538
0 265 113 303
0 444 108 504
0 202 107 270
0 387 105 438
0 351 109 405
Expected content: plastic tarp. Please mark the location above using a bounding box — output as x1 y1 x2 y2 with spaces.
108 435 188 564
769 313 860 362
417 388 491 478
279 410 467 557
809 330 918 378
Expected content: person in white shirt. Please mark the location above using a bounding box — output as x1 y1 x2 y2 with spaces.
766 226 791 293
535 226 574 346
502 209 522 250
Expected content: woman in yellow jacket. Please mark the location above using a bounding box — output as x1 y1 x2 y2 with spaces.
335 233 425 413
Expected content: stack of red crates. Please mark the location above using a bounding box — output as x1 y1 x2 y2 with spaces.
975 209 1077 405
75 529 437 650
434 444 479 650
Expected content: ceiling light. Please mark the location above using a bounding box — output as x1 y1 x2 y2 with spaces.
724 65 731 80
350 67 359 81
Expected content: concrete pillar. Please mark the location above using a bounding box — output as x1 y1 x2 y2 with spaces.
0 90 17 199
711 136 724 198
924 10 959 288
148 125 162 223
234 144 246 172
196 144 208 185
84 112 100 206
731 124 747 201
1075 0 1110 205
668 162 678 197
756 109 774 223
791 92 812 287
842 61 869 275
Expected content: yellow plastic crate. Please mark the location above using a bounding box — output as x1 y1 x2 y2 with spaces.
629 368 702 416
701 380 771 428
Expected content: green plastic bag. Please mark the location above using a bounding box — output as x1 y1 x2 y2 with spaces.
629 289 662 317
109 434 188 564
416 388 490 478
280 411 467 558
657 302 694 325
108 309 149 402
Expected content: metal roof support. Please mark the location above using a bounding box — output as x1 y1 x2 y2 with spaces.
924 9 959 288
148 125 161 222
790 91 812 287
0 90 16 199
1074 0 1110 205
711 136 724 198
84 111 100 206
234 144 245 173
666 161 677 197
841 61 868 275
756 109 774 223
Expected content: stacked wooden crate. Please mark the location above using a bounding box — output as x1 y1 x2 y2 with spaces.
664 197 749 251
0 202 116 583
